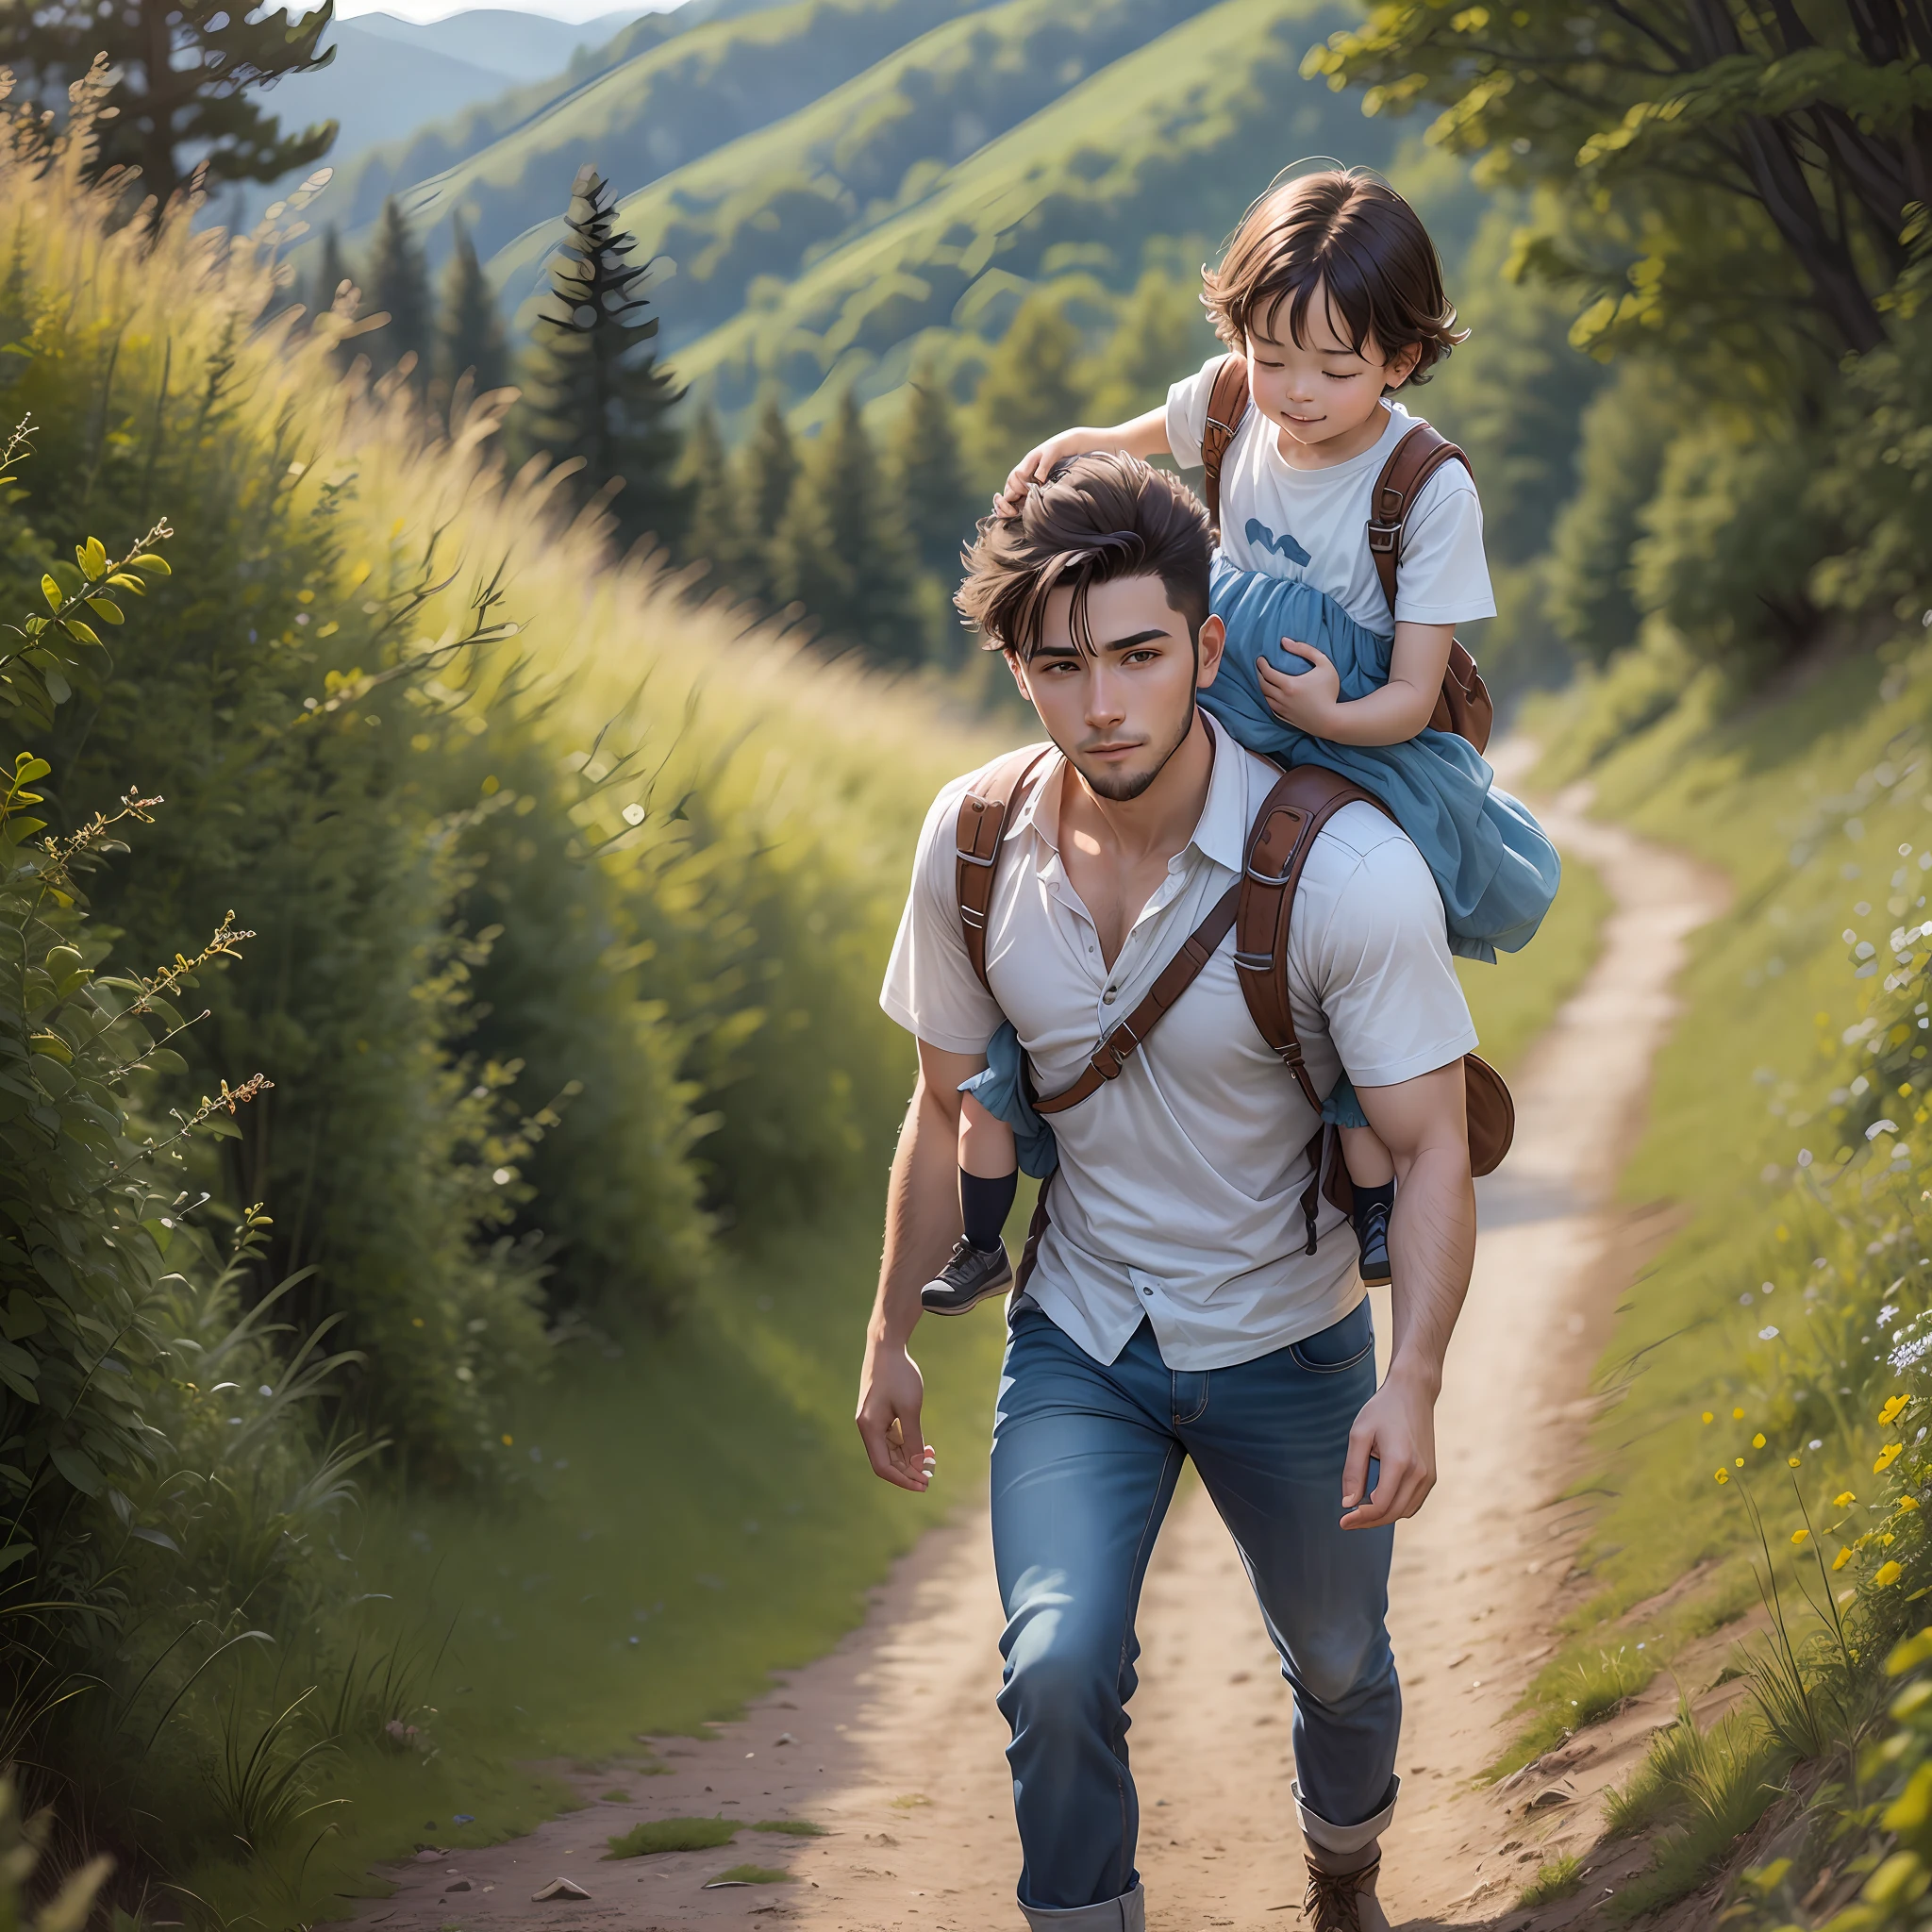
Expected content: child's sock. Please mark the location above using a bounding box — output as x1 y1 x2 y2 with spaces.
960 1170 1017 1252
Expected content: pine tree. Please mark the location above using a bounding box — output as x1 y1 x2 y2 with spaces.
738 391 800 603
436 217 512 406
891 364 978 578
678 406 752 594
970 292 1090 486
774 388 919 666
0 0 337 208
523 165 690 553
365 198 433 390
1084 272 1210 425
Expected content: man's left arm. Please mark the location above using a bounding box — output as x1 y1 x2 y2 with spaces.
1340 1060 1476 1528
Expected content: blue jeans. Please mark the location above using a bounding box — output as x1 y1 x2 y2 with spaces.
991 1301 1400 1928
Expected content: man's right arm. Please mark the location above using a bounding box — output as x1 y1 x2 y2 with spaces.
856 1040 985 1492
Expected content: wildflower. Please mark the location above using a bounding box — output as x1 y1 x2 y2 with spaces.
1753 1433 1768 1449
502 1433 514 1446
1878 1560 1907 1587
1715 1470 1731 1485
1737 1457 1746 1468
1835 1547 1855 1571
1838 1491 1858 1507
1703 1411 1714 1424
1789 1455 1803 1468
1879 1442 1907 1472
1883 1393 1912 1426
1792 1528 1810 1545
1734 1407 1746 1420
1902 1496 1924 1513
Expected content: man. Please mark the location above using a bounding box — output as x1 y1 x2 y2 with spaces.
855 453 1478 1932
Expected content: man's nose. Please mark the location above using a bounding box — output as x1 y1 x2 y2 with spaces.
1084 668 1126 727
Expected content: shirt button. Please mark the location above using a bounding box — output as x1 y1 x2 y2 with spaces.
1102 987 1117 1004
1141 1285 1154 1296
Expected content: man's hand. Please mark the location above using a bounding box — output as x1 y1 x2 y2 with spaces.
1339 1365 1438 1529
856 1335 935 1493
1256 640 1341 732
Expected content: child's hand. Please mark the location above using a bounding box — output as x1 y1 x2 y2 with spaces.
999 429 1105 517
1257 639 1342 732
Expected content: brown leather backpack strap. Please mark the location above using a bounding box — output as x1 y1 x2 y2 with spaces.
1367 423 1472 618
1199 354 1251 535
956 743 1055 991
1234 764 1392 1111
1032 880 1241 1115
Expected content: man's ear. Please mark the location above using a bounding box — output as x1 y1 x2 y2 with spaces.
1195 613 1226 691
1005 646 1031 702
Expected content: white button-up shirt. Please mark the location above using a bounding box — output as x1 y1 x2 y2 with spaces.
880 717 1477 1370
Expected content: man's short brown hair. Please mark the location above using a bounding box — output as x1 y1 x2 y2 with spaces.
955 453 1211 660
1202 167 1467 383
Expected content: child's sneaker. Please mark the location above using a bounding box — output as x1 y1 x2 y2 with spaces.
920 1238 1012 1316
1352 1190 1392 1287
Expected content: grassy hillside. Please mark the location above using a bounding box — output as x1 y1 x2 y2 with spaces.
324 0 984 265
643 0 1384 431
485 0 1226 343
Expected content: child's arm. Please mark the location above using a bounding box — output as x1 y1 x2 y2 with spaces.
998 408 1172 515
1255 621 1456 746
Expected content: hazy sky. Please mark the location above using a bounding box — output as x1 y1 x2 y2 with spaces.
334 0 670 22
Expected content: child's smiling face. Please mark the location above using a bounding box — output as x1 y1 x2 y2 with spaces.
1244 282 1423 466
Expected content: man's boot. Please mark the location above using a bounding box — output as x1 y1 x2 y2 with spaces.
1302 1846 1391 1932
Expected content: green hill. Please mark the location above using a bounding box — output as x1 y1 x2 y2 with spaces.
484 0 1228 345
323 0 985 264
628 0 1385 430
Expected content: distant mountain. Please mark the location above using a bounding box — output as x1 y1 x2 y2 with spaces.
344 9 648 80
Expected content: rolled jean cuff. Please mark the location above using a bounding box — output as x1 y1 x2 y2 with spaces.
1294 1775 1399 1859
1018 1882 1146 1932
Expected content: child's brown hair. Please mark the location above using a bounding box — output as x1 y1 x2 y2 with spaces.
1203 167 1467 383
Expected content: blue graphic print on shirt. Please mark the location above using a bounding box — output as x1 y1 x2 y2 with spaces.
1244 518 1311 568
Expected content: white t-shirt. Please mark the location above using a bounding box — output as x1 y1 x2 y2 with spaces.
879 719 1478 1371
1166 356 1496 636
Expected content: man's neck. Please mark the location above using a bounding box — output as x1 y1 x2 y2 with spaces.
1058 713 1216 872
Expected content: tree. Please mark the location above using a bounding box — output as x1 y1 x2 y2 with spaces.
1306 0 1931 367
774 388 919 666
522 164 689 553
737 391 800 604
1084 272 1211 426
890 365 976 578
365 197 433 390
436 216 512 405
679 405 752 595
969 292 1089 485
0 0 337 208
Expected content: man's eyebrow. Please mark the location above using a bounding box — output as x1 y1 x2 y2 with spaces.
1028 628 1169 660
1095 628 1170 653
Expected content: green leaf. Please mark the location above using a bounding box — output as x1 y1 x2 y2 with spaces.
105 574 143 594
63 620 102 649
39 575 60 612
49 1444 103 1495
0 1543 34 1574
83 597 123 625
142 1047 187 1075
11 758 49 784
2 1291 46 1341
130 553 171 575
81 537 107 576
3 819 48 847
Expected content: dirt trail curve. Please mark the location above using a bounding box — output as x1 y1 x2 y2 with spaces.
354 767 1726 1932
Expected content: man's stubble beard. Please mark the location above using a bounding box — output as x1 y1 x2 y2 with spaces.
1069 691 1198 804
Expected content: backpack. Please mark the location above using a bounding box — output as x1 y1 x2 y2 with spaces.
1197 354 1495 755
955 748 1513 1272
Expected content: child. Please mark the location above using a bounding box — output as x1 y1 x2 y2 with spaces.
919 168 1559 1319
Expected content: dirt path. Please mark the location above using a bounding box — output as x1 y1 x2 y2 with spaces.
354 773 1726 1932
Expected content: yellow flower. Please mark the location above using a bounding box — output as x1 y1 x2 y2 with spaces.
501 1433 514 1447
1702 1410 1714 1424
1878 1560 1907 1588
1902 1497 1924 1514
1791 1528 1810 1545
1882 1393 1912 1426
1715 1470 1731 1485
1734 1407 1746 1420
1737 1457 1746 1468
1753 1433 1768 1449
1837 1491 1858 1507
1877 1443 1906 1473
1789 1455 1803 1468
1835 1547 1854 1571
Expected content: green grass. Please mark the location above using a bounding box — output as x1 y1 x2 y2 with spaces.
606 1817 740 1858
708 1863 793 1884
1457 843 1612 1074
175 1197 1010 1922
1519 1852 1584 1907
754 1819 828 1835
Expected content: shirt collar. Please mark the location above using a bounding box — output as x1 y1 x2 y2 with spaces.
1000 713 1250 875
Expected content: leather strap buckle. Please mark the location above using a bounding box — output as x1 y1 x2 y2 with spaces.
1092 1021 1141 1079
1366 521 1400 554
1232 949 1274 972
957 844 998 867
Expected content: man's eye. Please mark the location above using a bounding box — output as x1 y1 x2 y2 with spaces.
1124 650 1158 665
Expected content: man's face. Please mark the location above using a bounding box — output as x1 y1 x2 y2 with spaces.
1245 282 1421 458
1009 574 1225 803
